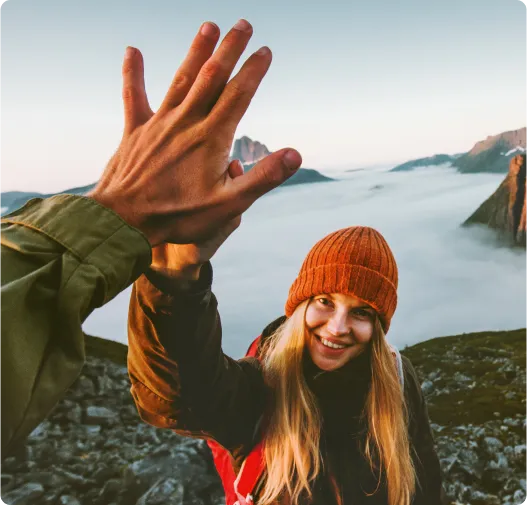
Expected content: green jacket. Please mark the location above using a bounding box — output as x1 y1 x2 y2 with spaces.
1 195 151 456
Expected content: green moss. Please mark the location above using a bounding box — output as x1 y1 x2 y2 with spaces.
84 333 128 366
401 329 526 429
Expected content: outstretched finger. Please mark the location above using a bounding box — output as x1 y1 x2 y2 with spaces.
122 47 153 134
181 19 254 116
158 22 220 114
206 45 272 135
228 149 302 210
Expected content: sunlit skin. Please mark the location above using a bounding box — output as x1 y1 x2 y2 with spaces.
305 293 376 371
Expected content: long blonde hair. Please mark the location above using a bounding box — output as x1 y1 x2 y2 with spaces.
258 300 417 505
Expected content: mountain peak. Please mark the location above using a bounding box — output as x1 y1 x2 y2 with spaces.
463 153 526 247
231 136 271 165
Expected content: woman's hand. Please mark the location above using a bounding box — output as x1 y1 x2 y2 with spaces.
150 213 241 282
150 158 244 283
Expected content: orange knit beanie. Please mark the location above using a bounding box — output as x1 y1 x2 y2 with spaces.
285 226 398 333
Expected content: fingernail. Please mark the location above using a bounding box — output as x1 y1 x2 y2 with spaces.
255 46 270 56
125 46 135 59
233 19 252 32
201 22 218 38
283 150 302 171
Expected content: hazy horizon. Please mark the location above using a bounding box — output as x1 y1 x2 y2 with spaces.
2 0 525 193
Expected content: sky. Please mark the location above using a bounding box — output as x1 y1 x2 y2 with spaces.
1 0 526 192
83 166 526 357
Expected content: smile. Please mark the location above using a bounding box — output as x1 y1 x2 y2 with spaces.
315 335 353 350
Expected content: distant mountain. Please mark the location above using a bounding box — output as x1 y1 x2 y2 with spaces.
453 127 526 174
390 127 526 174
1 137 332 216
230 136 332 186
231 136 271 166
463 154 526 247
391 154 459 172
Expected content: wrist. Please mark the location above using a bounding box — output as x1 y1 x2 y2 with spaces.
149 262 204 285
145 262 210 294
87 189 158 245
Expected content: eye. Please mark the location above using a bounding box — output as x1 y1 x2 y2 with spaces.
351 308 373 320
316 297 333 308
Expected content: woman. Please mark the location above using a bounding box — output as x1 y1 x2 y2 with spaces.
127 224 446 505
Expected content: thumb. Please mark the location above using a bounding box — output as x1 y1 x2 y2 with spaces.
231 149 302 205
122 46 154 134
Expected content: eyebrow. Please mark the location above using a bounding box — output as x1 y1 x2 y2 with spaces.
322 294 375 311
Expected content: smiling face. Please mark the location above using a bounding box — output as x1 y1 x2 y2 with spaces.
305 293 376 371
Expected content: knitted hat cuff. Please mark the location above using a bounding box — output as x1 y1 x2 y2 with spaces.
285 263 397 332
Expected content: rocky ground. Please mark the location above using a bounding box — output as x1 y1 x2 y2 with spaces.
402 328 526 505
2 329 525 505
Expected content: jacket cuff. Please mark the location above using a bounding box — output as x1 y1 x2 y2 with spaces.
137 262 213 314
2 194 152 302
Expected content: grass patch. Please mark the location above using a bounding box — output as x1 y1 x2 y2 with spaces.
401 328 526 429
84 333 128 366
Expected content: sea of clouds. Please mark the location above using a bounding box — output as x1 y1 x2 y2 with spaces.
83 164 526 358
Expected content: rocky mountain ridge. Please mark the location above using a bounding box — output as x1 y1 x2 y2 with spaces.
463 154 526 247
390 127 526 174
2 329 525 505
230 136 271 167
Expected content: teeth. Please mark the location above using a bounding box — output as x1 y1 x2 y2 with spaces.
320 337 347 350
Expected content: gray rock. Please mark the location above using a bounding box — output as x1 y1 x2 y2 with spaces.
28 421 51 442
483 436 504 452
85 406 119 425
485 452 509 471
2 482 45 505
54 467 94 487
99 478 122 501
65 403 83 424
85 425 102 436
74 376 96 396
2 457 18 473
513 489 526 503
421 380 434 395
1 473 16 494
20 471 65 487
468 490 500 505
59 496 82 505
120 442 219 505
136 478 185 505
428 370 440 381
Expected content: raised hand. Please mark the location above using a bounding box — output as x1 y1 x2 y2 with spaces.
150 160 244 282
88 20 302 247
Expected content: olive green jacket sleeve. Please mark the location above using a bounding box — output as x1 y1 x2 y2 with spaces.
1 195 151 456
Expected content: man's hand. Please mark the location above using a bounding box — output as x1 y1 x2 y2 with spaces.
88 19 302 247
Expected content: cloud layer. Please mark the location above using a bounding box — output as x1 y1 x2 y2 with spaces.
83 166 526 357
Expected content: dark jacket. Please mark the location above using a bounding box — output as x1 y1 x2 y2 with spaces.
128 262 446 505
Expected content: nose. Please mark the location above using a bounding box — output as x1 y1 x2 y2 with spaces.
326 310 351 337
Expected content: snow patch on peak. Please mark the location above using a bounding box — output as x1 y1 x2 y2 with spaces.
504 146 526 156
